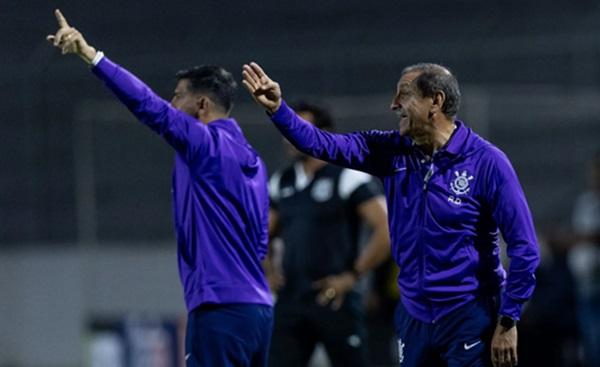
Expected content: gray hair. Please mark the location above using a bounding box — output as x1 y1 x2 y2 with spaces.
402 63 461 118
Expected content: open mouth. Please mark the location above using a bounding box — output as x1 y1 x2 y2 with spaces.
395 110 407 120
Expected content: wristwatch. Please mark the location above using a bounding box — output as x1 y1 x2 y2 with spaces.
499 315 517 329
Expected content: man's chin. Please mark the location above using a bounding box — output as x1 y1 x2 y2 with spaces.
398 125 409 136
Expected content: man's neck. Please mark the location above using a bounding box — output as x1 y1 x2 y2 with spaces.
416 119 456 156
201 112 229 125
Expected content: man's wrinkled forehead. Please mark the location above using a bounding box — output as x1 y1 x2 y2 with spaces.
396 71 420 93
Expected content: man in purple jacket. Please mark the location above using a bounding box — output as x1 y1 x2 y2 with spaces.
242 62 540 367
47 10 273 367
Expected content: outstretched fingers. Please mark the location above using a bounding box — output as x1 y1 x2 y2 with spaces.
249 62 267 79
242 64 261 88
49 9 73 47
249 62 274 86
241 79 256 95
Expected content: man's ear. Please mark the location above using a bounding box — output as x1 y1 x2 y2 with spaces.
431 90 446 114
196 95 209 112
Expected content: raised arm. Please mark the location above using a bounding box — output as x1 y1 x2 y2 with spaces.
242 62 403 176
47 9 210 162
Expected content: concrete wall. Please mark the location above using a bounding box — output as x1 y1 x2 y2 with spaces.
0 245 184 367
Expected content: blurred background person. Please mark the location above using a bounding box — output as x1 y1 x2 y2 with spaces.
265 101 390 367
363 257 401 365
518 230 580 367
568 151 600 367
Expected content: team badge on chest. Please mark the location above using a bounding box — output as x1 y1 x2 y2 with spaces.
450 170 474 195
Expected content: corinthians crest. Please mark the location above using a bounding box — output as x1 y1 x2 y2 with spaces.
450 170 474 195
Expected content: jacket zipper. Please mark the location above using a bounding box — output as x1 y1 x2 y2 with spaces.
419 161 435 321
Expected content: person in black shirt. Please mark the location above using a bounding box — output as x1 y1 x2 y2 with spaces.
265 102 390 367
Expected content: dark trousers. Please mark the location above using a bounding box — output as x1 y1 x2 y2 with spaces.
185 303 273 367
269 294 367 367
393 298 496 367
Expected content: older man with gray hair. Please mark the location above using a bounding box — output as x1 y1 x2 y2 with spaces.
243 61 540 367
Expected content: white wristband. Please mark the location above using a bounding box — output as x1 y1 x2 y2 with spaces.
91 51 104 66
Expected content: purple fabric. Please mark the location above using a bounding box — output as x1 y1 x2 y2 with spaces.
270 100 539 322
92 56 272 311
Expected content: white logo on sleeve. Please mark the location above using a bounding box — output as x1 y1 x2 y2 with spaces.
463 340 482 350
398 339 405 364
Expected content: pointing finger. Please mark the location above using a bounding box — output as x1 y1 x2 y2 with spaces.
55 9 70 28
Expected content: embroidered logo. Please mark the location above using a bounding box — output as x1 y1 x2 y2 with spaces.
450 170 474 196
398 339 405 364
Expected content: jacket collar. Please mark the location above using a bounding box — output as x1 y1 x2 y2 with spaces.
438 120 467 157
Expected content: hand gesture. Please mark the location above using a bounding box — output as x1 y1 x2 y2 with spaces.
312 272 357 311
46 9 96 63
242 62 282 114
491 323 518 367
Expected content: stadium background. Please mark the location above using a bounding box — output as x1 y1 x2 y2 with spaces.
1 0 599 366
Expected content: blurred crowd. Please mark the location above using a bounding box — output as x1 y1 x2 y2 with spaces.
515 152 600 367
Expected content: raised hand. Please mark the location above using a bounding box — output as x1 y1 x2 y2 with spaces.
46 9 96 63
242 62 282 114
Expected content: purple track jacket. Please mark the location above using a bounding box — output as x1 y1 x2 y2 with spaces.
270 100 539 323
92 56 272 311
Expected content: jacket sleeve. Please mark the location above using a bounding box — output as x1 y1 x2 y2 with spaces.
270 100 404 176
485 148 540 320
92 56 212 163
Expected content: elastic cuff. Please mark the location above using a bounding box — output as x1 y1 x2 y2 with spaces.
269 100 293 126
91 51 104 66
499 295 523 321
